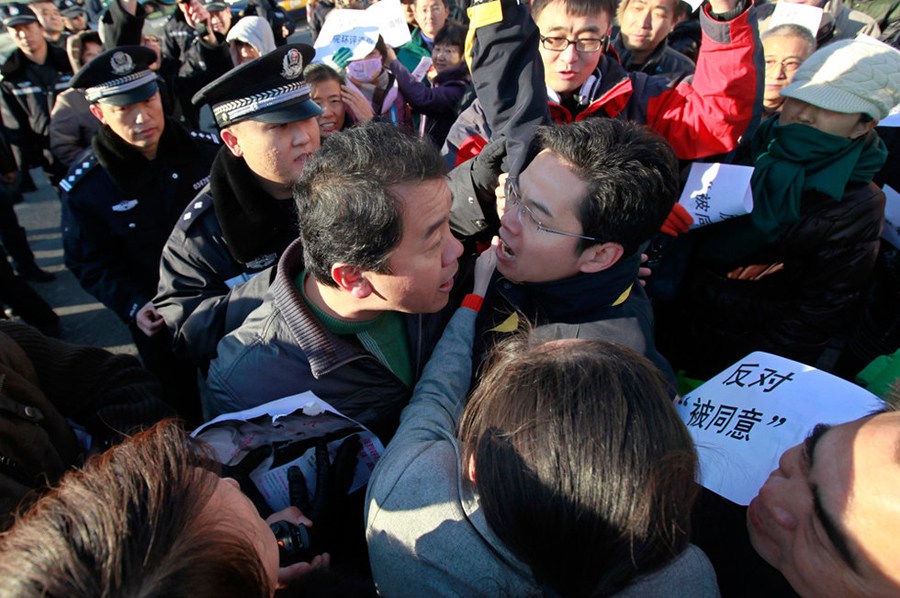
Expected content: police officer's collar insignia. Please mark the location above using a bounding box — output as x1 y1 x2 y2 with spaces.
112 199 139 212
110 52 135 76
281 49 304 80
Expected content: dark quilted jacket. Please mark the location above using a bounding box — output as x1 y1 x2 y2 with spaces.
674 182 885 377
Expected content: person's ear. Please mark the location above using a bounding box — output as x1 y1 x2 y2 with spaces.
849 118 878 140
88 102 106 124
331 264 373 299
577 241 624 274
466 454 476 484
220 127 243 157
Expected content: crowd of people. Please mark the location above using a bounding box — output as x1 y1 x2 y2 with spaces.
0 0 899 594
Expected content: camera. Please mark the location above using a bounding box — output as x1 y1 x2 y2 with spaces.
270 520 315 567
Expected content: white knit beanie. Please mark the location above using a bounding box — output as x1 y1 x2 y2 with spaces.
781 36 900 121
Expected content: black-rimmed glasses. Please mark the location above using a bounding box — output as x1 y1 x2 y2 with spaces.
539 34 608 53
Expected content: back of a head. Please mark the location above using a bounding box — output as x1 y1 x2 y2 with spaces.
537 119 679 256
460 339 697 596
294 121 447 287
0 421 272 598
531 0 616 22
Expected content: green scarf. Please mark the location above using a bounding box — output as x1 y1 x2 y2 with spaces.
708 116 887 264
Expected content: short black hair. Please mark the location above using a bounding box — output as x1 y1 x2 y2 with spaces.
531 0 616 22
536 119 679 256
434 20 466 52
303 62 344 87
294 122 447 287
460 339 697 596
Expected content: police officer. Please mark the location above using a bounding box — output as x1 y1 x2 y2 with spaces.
0 3 73 187
61 45 220 422
161 0 232 128
154 44 321 372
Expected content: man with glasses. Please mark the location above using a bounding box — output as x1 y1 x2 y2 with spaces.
443 0 760 168
761 24 815 120
472 118 679 387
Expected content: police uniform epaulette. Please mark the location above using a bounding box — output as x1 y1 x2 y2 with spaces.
58 154 100 192
176 193 213 231
190 130 221 145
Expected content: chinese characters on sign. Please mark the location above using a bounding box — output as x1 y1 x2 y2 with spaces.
676 162 754 229
674 352 885 505
678 362 793 442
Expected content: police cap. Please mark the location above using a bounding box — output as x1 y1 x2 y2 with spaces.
203 0 228 12
1 3 38 26
70 45 159 106
57 0 84 18
192 44 323 129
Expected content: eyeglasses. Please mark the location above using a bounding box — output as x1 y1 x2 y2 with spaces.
539 34 608 53
506 179 602 242
764 58 803 74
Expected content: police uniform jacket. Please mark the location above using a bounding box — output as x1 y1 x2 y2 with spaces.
154 147 296 370
0 45 72 178
61 118 220 324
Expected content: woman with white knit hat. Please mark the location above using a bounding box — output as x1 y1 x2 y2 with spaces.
668 36 900 378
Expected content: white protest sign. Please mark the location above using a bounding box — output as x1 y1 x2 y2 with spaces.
193 391 384 513
677 162 754 229
674 352 886 506
682 0 705 14
313 0 411 64
768 1 823 38
882 184 900 249
880 111 900 127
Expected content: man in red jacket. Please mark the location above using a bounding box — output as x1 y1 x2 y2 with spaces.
443 0 761 168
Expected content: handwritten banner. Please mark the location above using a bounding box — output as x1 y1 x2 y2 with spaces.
675 352 885 505
313 0 412 64
677 162 754 229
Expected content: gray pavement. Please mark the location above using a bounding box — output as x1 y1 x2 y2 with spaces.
11 168 136 353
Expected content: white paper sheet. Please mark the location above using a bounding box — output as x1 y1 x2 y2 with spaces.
313 0 411 64
674 352 885 505
768 2 824 38
193 392 384 512
677 162 754 229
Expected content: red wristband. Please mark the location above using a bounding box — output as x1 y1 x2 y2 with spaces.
462 294 483 312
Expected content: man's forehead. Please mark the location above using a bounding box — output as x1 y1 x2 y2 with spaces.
815 414 900 586
534 0 611 27
624 0 678 11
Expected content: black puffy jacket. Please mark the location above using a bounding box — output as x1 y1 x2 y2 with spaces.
671 182 885 378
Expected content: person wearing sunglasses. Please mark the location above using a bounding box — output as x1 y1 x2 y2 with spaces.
471 118 680 390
